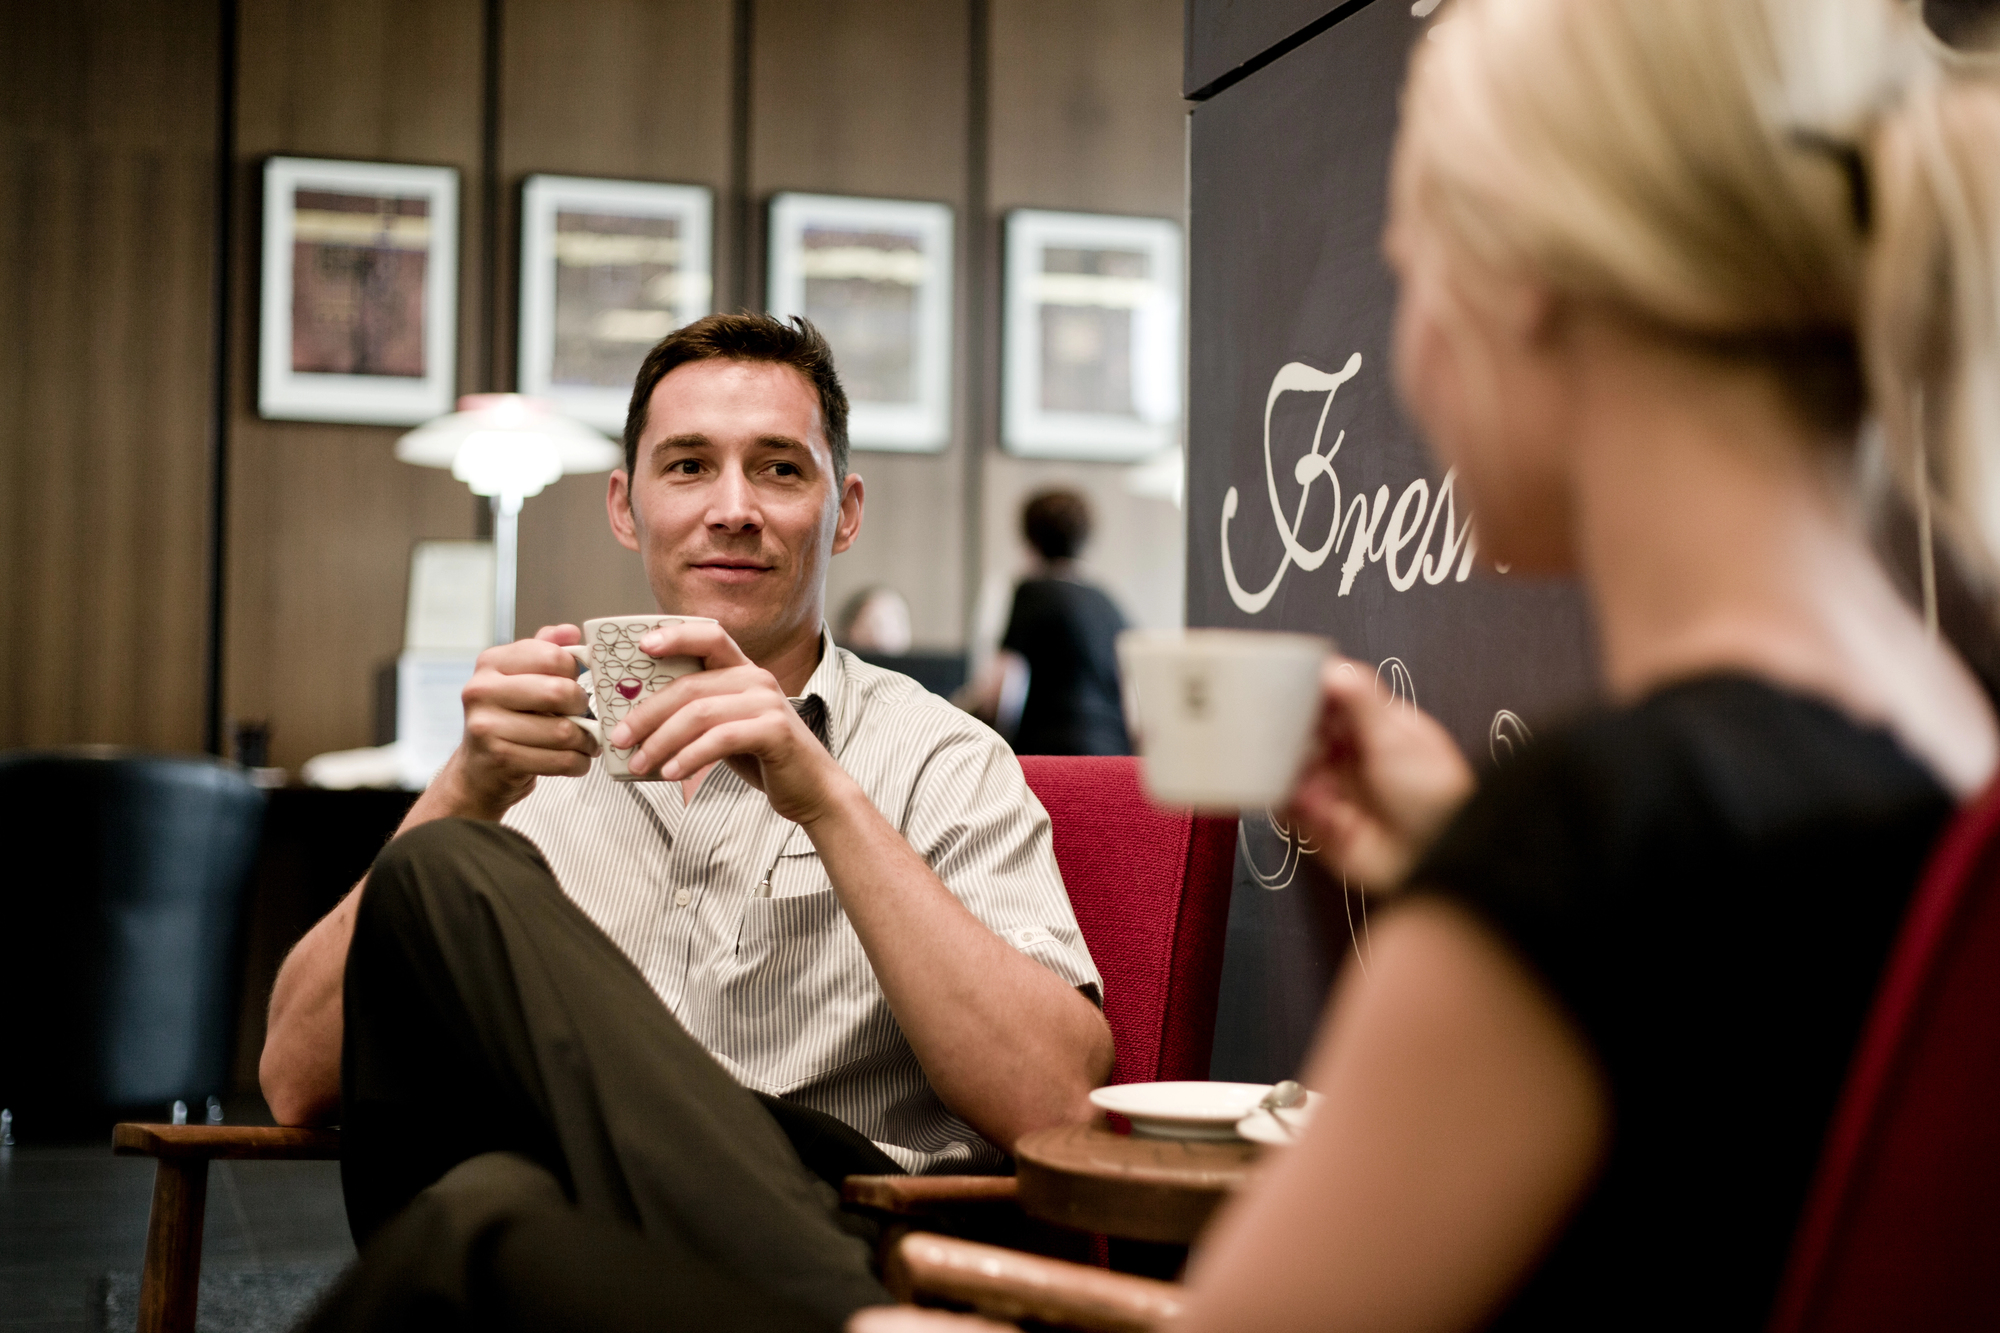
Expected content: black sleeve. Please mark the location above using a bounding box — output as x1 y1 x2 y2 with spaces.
1000 583 1033 657
1405 737 1618 1051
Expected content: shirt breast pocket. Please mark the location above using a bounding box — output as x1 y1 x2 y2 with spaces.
762 837 831 901
715 884 892 1087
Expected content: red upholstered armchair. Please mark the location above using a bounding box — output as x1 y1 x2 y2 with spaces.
1766 777 2000 1333
1017 755 1238 1087
114 756 1242 1332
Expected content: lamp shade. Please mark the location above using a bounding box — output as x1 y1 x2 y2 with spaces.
395 393 621 499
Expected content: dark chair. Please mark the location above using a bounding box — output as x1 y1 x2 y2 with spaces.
1 748 266 1129
851 649 971 700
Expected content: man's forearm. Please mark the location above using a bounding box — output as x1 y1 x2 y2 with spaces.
804 781 1113 1151
260 886 360 1124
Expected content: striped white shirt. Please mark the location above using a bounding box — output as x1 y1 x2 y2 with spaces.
503 632 1102 1174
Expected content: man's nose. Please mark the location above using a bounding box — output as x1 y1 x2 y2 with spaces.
705 466 761 531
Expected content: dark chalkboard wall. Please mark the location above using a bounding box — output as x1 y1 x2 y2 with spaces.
1186 0 1600 1081
1183 0 1351 97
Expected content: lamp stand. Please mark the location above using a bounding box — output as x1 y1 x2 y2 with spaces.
492 492 523 646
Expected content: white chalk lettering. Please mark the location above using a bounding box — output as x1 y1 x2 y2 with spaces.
1221 354 1482 614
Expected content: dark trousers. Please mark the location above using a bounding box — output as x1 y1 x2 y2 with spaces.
305 818 898 1333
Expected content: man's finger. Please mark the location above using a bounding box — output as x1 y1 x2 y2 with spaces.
483 736 593 778
630 693 777 773
639 618 752 671
654 716 785 782
467 707 599 755
480 635 586 680
464 671 588 719
610 665 774 748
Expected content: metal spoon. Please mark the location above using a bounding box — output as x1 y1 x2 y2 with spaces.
1258 1080 1306 1138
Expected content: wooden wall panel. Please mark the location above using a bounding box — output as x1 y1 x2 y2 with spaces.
502 0 733 636
0 0 219 752
4 0 1191 765
979 0 1188 646
224 0 487 772
750 0 974 650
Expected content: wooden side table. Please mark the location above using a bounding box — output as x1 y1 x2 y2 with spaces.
1014 1119 1261 1246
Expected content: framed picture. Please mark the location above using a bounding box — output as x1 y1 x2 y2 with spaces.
259 157 459 425
518 175 714 433
1003 209 1182 461
766 192 954 453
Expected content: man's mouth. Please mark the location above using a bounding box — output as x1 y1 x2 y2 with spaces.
690 558 774 582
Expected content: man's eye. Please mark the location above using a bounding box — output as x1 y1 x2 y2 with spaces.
667 459 701 475
770 461 801 477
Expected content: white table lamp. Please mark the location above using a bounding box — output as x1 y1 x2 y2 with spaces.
397 394 622 644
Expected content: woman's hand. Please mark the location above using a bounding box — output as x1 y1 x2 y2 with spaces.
1288 658 1477 889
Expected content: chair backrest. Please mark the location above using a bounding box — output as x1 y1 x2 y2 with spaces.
1018 756 1237 1086
0 748 266 1124
1767 779 2000 1333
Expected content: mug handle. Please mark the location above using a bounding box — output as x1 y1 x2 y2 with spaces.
559 644 605 754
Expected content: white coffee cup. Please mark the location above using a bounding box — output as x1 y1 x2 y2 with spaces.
562 615 717 781
1116 629 1333 811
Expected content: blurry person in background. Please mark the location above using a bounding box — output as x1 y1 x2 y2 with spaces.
835 585 914 655
872 1 2000 1331
961 489 1131 755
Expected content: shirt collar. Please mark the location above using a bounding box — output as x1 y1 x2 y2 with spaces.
786 625 848 754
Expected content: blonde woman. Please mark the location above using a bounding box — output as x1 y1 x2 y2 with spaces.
864 2 2000 1331
1173 2 2000 1330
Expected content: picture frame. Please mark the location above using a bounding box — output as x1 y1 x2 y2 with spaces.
259 156 460 425
766 192 955 453
1002 209 1183 462
518 175 715 433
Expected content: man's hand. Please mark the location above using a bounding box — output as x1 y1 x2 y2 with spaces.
611 619 851 826
423 624 600 822
1288 657 1477 889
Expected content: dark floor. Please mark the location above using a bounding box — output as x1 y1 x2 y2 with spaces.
0 1105 354 1333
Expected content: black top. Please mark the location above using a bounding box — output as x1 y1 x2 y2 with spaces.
1410 676 1953 1332
1001 576 1131 757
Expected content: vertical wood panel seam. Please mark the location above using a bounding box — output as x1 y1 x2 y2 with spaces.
204 0 238 756
482 0 504 391
729 0 754 309
963 0 991 647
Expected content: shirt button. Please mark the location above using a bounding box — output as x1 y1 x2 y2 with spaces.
674 889 692 908
1017 929 1036 944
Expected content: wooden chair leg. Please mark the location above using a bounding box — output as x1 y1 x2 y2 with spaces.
137 1157 208 1333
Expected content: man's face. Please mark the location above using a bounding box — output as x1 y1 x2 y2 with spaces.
607 358 863 664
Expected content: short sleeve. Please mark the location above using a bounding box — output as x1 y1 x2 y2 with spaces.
898 728 1104 1004
1406 736 1616 1051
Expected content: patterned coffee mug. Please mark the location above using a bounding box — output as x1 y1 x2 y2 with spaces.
562 615 716 781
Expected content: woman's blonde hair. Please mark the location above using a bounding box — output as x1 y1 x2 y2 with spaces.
1401 0 2000 559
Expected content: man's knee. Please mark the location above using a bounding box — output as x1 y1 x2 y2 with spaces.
364 819 554 937
306 1154 568 1333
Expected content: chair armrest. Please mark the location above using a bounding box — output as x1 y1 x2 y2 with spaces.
844 1175 1020 1216
113 1123 342 1160
886 1232 1182 1333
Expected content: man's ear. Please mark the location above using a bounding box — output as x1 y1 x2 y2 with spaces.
831 472 865 556
606 469 642 553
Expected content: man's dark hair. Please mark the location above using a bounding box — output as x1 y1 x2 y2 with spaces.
622 312 850 482
1022 488 1092 562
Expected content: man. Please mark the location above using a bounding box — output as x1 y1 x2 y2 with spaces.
261 314 1112 1330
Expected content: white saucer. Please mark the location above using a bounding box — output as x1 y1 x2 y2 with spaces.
1235 1094 1321 1146
1087 1081 1274 1140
